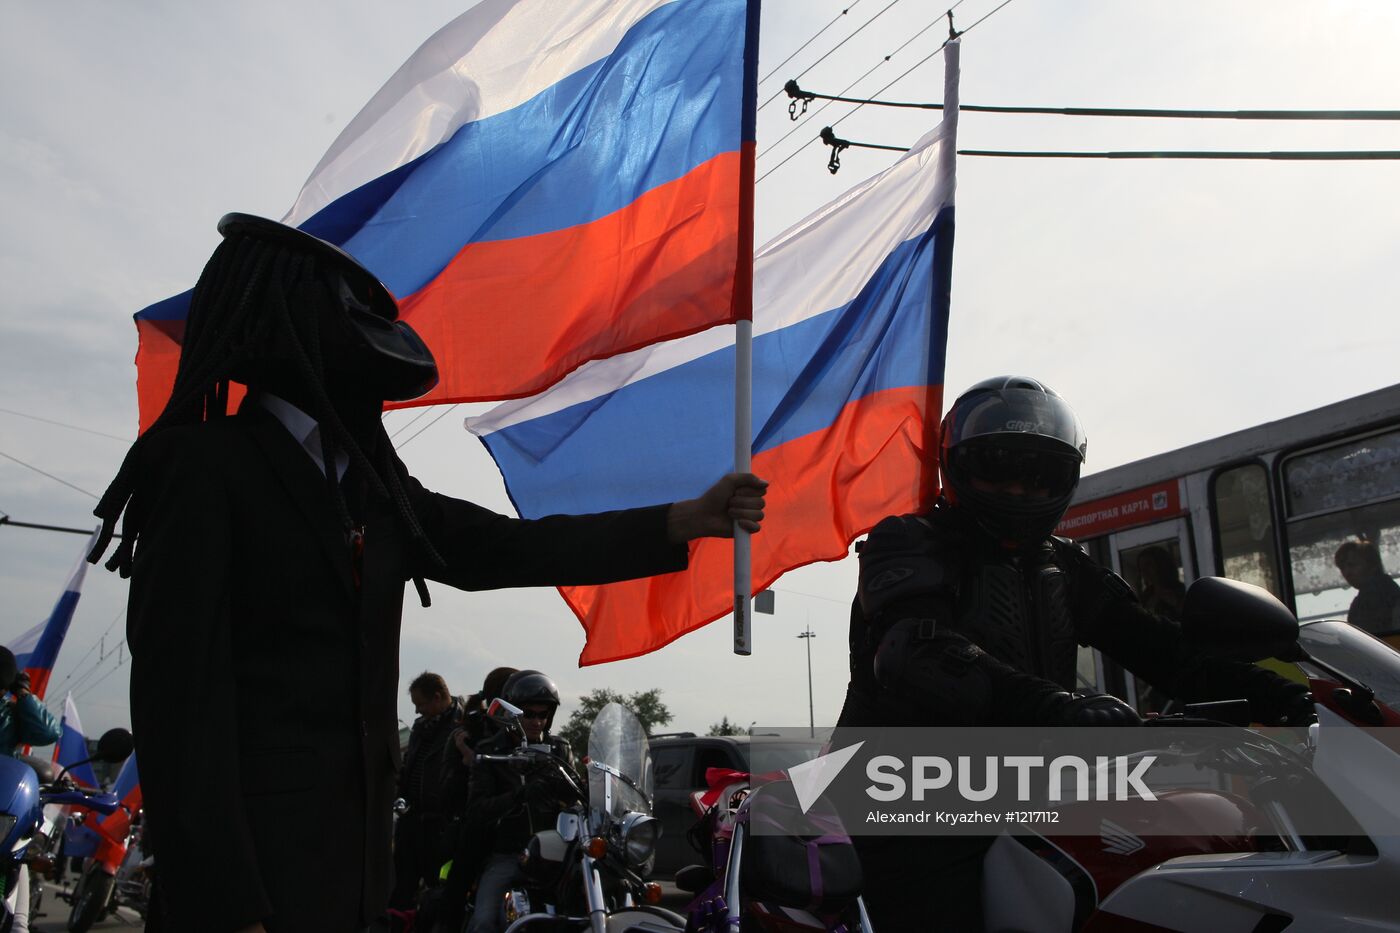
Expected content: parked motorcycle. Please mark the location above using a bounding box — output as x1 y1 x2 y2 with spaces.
982 576 1400 932
676 770 873 933
0 727 132 933
64 749 143 932
478 698 685 933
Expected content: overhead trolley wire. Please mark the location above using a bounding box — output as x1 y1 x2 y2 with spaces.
758 14 945 182
395 403 460 451
0 449 99 500
0 407 131 443
787 85 1400 121
760 0 1017 184
758 0 867 88
757 0 922 113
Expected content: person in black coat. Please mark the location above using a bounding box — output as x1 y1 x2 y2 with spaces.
391 672 467 912
88 214 767 933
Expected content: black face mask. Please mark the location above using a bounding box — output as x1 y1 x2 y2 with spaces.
218 213 440 405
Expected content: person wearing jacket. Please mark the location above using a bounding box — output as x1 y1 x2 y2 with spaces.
0 647 61 754
464 671 575 933
86 214 768 933
837 376 1316 932
390 672 467 912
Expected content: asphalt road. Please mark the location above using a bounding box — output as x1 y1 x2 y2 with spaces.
30 879 144 932
23 879 689 931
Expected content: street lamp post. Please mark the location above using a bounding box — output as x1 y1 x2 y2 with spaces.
797 624 816 737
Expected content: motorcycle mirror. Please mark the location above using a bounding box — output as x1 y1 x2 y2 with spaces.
1181 577 1301 662
487 697 524 724
95 727 135 763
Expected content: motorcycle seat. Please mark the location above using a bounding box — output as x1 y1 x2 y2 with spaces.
739 782 863 912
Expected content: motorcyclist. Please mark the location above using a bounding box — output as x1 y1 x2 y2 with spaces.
0 648 61 754
0 647 63 933
835 376 1315 931
462 670 577 933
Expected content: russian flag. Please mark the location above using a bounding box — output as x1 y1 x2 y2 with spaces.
469 47 960 665
134 0 760 432
53 693 99 788
9 528 99 700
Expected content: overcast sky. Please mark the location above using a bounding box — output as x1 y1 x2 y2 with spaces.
3 1 1399 740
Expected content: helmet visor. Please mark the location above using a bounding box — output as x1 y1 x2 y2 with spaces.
950 444 1080 500
943 387 1087 461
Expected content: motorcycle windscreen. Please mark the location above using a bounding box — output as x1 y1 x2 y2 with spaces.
587 702 653 818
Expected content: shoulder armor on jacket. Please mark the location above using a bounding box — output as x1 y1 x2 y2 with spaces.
858 513 961 619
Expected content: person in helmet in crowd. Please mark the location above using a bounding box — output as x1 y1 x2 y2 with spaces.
463 670 576 933
836 376 1315 932
87 214 767 933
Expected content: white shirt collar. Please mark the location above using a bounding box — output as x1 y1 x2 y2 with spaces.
256 393 349 481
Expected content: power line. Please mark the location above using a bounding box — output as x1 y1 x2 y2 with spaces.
787 85 1400 121
0 407 130 443
962 149 1400 160
758 0 868 86
0 515 113 537
0 449 99 500
829 0 1021 134
44 609 126 708
75 651 126 701
388 405 434 439
395 404 459 451
757 14 945 182
760 0 1016 185
757 0 914 113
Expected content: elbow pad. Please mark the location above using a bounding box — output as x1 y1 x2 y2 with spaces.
872 619 994 726
858 515 958 619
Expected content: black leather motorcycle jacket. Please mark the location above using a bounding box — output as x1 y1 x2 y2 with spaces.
837 499 1311 729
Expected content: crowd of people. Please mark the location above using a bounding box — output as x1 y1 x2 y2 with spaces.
387 666 577 933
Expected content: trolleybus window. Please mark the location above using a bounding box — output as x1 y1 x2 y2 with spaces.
1283 428 1400 631
1211 462 1283 598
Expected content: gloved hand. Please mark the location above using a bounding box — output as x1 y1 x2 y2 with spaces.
1247 676 1316 727
1047 692 1142 727
12 671 31 698
522 770 574 806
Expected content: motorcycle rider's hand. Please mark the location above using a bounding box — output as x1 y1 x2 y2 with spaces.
11 671 31 698
1255 679 1316 727
1056 693 1142 727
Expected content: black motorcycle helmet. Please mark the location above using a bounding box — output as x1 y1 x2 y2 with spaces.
502 669 561 733
939 376 1087 548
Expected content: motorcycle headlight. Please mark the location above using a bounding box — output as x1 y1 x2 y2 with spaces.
619 812 660 866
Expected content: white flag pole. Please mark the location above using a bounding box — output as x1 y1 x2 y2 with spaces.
733 317 753 655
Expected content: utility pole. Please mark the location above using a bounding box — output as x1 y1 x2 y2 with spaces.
797 623 816 737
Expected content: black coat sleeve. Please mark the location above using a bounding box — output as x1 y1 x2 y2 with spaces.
405 477 688 589
125 431 273 932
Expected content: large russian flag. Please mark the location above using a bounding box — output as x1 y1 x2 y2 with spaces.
134 0 760 432
469 47 960 665
9 529 99 699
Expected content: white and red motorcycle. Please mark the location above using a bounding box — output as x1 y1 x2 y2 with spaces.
984 577 1400 933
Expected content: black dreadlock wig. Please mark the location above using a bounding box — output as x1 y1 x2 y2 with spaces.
89 229 443 606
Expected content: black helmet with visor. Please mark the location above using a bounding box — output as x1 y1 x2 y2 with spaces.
502 669 562 733
939 376 1087 547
